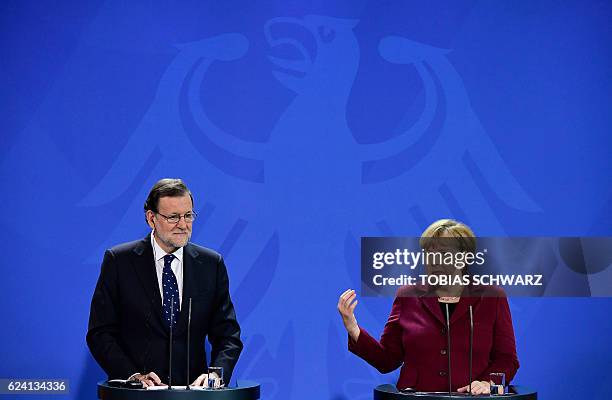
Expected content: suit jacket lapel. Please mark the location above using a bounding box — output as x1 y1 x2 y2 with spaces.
418 287 482 326
174 243 201 336
450 296 481 325
132 234 165 334
420 296 447 326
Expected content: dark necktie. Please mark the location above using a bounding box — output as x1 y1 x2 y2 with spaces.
162 254 180 329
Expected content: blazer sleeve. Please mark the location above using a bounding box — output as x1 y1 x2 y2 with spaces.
86 250 139 379
348 295 404 373
476 296 520 383
208 256 243 384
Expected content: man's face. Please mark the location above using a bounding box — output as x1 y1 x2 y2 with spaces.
148 195 193 253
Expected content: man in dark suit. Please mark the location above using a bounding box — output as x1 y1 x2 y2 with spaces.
87 178 243 387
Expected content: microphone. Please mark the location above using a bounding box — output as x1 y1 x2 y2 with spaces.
186 298 192 389
469 305 474 397
444 303 452 395
169 296 175 390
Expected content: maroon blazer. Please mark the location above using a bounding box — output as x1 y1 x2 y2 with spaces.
349 286 519 392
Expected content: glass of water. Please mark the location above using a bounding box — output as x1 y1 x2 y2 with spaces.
489 372 505 395
207 367 224 389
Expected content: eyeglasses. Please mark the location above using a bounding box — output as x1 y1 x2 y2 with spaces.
155 211 197 224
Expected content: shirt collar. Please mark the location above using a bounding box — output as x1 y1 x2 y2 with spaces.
151 231 184 263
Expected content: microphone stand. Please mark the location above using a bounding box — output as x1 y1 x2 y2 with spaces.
169 296 174 390
444 303 452 395
469 305 474 397
186 298 192 390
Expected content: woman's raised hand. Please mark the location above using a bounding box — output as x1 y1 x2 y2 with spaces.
337 289 360 341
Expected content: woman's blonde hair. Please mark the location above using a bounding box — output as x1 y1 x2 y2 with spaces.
419 219 476 253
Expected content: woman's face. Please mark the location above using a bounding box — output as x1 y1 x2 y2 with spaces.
424 232 465 282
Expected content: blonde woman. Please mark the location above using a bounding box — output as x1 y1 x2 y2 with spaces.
338 219 519 394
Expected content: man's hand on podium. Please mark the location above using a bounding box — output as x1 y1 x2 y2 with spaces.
457 380 491 395
191 374 208 387
191 372 224 388
130 372 164 387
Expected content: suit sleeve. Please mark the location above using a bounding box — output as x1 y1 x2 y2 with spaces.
476 296 520 383
208 256 243 384
86 250 139 379
348 295 404 373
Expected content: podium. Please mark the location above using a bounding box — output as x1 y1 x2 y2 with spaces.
374 384 537 400
97 380 260 400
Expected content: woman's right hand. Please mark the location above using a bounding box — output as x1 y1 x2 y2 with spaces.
338 289 360 341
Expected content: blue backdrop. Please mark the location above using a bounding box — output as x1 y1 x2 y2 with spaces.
1 1 611 399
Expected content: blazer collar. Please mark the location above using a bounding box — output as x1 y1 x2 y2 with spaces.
174 242 202 336
417 285 482 326
132 234 161 308
132 235 165 334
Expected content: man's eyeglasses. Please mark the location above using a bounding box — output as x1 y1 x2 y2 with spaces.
155 211 197 224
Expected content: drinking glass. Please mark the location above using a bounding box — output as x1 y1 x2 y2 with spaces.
207 367 224 389
489 372 505 395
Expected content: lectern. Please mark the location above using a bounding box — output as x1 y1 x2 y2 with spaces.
374 384 536 400
97 380 260 400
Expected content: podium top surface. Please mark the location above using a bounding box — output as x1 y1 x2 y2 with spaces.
98 380 260 400
374 384 536 400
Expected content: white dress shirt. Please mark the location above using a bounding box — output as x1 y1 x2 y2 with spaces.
151 232 184 309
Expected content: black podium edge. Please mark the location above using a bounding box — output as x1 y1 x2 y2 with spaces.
97 380 260 400
373 384 536 400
